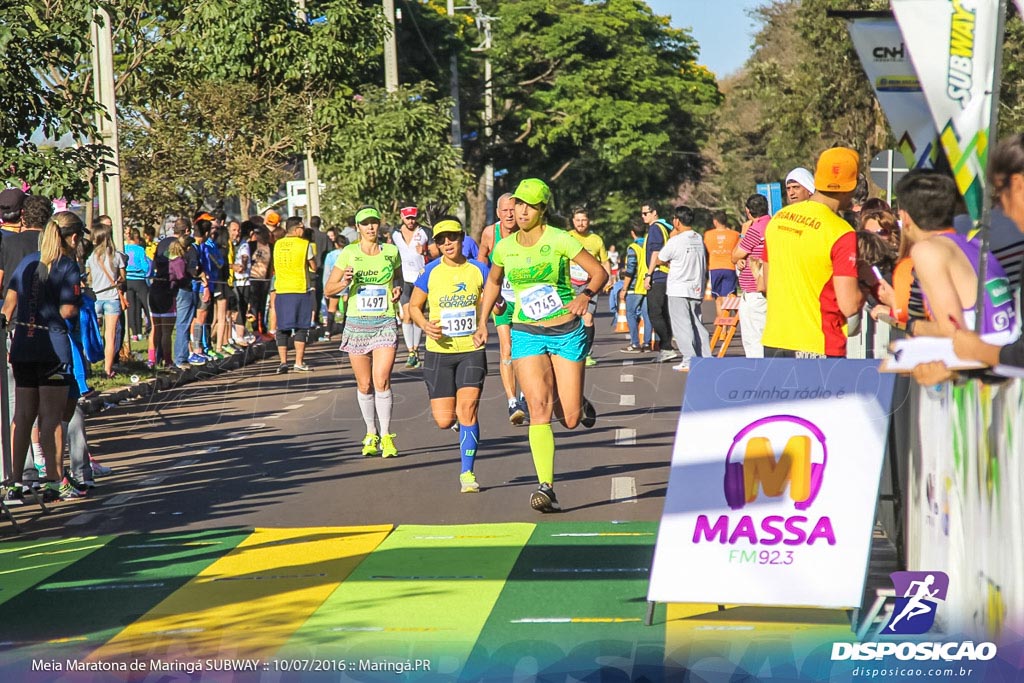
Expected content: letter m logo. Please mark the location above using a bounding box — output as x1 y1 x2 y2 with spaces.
743 436 812 504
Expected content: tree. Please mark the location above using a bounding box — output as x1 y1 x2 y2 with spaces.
0 1 109 198
448 0 720 243
317 83 471 225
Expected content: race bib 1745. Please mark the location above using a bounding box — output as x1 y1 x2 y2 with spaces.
520 284 561 320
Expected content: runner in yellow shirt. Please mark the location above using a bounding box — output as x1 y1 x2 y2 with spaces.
568 208 611 366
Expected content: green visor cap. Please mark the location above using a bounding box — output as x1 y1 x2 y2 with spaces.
355 207 382 224
511 178 551 206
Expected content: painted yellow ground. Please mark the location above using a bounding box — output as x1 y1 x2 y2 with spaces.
88 526 392 661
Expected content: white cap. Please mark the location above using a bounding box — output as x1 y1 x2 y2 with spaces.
785 167 815 194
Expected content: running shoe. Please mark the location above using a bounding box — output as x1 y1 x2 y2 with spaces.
508 401 526 426
361 433 380 457
657 349 680 363
405 353 420 369
585 355 597 367
292 364 313 373
90 458 113 477
276 364 289 375
460 471 480 493
221 344 238 355
530 483 561 513
187 353 207 366
672 359 691 372
243 334 257 344
34 462 47 479
63 470 89 494
381 433 398 458
3 483 25 502
175 363 192 371
581 398 597 429
206 350 225 360
59 477 86 499
620 345 643 354
37 481 62 503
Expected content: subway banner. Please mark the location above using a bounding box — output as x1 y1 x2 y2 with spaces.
847 17 937 170
891 0 1001 220
648 359 895 609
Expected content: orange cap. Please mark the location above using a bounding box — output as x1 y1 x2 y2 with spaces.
814 147 860 193
195 212 215 223
265 210 281 227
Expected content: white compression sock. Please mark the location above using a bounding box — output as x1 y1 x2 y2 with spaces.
375 389 393 435
411 324 422 353
402 322 415 353
357 391 377 434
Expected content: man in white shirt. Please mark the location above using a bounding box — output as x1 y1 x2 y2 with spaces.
392 204 431 368
655 206 711 372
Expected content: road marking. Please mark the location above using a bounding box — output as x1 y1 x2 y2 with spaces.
140 475 168 486
175 459 199 467
615 428 636 445
610 476 637 503
412 535 507 540
317 389 331 395
328 626 449 633
621 374 634 383
619 395 635 406
65 512 101 527
249 422 266 429
622 360 634 366
550 532 653 537
266 413 286 420
203 446 220 453
104 494 136 506
370 575 485 580
301 396 318 402
531 568 648 574
510 617 641 624
212 573 327 582
40 582 166 592
284 404 303 410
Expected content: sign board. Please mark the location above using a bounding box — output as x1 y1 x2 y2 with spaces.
648 358 895 609
870 149 911 202
755 182 783 216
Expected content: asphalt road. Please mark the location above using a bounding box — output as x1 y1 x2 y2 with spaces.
7 309 701 537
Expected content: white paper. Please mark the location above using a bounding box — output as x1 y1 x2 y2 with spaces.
881 337 986 373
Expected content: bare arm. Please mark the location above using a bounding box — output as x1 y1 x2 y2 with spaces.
833 275 864 318
1 288 15 322
911 241 965 337
477 225 495 263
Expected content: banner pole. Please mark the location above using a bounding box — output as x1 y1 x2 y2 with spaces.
975 0 1008 329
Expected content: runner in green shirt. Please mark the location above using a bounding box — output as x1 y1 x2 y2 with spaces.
473 178 608 513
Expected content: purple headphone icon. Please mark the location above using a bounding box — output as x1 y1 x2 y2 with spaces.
723 415 828 511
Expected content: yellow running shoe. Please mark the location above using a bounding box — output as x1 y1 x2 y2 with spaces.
361 433 380 457
381 433 398 458
460 471 479 493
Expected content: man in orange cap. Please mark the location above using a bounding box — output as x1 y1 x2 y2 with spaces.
760 146 864 358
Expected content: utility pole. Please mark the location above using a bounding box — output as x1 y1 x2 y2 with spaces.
474 14 495 223
91 8 123 250
447 0 463 153
383 0 399 92
295 0 321 218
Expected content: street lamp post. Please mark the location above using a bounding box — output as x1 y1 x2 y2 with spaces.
91 8 123 250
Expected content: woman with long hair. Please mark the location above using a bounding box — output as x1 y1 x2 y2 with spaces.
473 179 607 512
248 225 273 340
85 221 126 377
324 207 403 458
124 228 151 341
2 212 85 503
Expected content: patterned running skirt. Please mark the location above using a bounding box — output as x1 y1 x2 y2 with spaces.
339 315 399 355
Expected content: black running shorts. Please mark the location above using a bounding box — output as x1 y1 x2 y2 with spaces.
422 349 487 399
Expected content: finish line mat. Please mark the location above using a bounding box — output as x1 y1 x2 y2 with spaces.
0 522 872 681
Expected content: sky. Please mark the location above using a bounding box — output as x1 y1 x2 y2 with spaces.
647 0 762 78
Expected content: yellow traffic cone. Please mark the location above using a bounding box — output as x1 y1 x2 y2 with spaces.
614 300 630 333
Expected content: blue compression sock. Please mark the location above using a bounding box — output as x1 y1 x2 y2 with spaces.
459 423 480 473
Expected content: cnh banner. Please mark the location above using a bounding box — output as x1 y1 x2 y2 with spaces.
847 17 937 170
892 0 1001 220
648 359 895 609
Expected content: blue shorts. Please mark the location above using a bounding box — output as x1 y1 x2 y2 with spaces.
95 298 122 316
710 270 738 297
510 318 587 362
275 292 314 331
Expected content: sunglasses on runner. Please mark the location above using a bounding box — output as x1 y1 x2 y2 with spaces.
433 233 461 245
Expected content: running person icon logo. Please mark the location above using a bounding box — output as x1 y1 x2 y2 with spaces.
885 571 949 635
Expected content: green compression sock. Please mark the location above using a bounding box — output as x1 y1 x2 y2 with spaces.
528 423 555 484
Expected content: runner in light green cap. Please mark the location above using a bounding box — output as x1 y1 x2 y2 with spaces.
472 179 608 513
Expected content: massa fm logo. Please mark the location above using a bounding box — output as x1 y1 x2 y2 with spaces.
693 415 835 546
